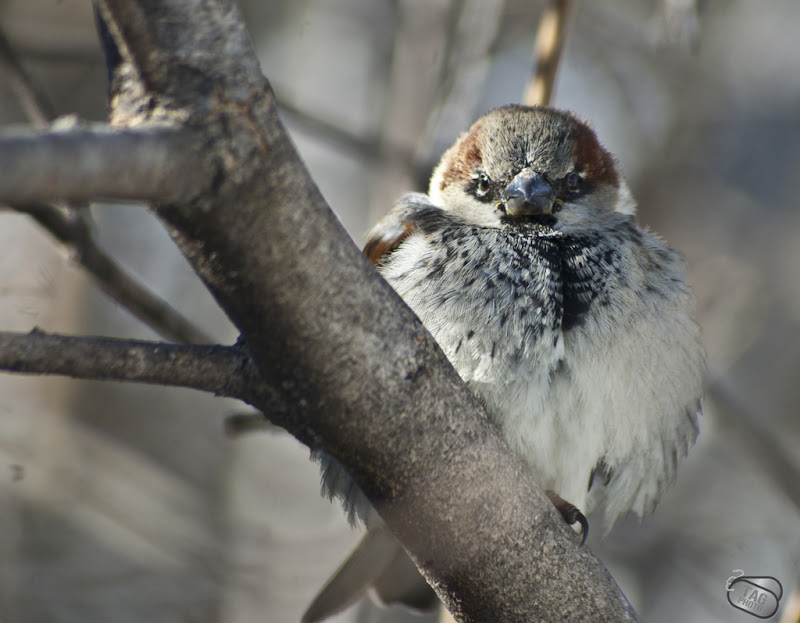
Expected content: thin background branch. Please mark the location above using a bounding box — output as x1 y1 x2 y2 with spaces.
523 0 574 106
416 0 505 175
778 584 800 623
0 28 55 126
10 202 213 344
368 0 456 220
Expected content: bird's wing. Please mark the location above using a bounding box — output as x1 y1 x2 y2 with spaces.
363 192 442 265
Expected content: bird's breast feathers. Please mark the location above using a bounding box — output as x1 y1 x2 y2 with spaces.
377 205 703 525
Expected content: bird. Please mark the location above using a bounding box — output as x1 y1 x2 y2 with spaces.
303 104 704 623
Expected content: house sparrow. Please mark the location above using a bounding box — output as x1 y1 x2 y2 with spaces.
304 104 704 622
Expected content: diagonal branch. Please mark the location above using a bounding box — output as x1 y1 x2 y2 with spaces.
277 98 386 163
97 0 263 102
0 329 269 407
11 202 212 344
0 123 211 204
0 28 55 126
523 0 575 106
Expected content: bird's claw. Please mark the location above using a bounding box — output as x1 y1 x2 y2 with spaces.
546 490 589 546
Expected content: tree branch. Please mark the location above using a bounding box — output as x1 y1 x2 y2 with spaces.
10 202 212 344
0 30 211 344
0 27 55 126
523 0 575 106
0 123 211 204
0 329 269 407
97 0 263 101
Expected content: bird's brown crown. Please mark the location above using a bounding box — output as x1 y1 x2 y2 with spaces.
430 105 624 219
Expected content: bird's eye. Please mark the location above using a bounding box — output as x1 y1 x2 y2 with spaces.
472 170 491 197
565 172 581 194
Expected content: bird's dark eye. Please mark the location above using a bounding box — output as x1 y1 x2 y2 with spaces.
565 172 581 194
472 170 491 197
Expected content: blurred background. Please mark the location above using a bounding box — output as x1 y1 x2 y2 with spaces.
0 0 798 621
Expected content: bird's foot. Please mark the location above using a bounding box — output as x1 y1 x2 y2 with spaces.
545 490 588 546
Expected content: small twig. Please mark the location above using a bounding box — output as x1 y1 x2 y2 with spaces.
224 411 283 436
277 98 435 190
0 28 55 125
277 98 383 162
369 0 456 218
2 44 101 66
414 0 504 170
11 203 212 344
0 122 211 204
0 329 267 406
523 0 575 107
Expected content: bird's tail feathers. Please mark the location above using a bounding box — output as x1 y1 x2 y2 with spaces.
302 526 400 623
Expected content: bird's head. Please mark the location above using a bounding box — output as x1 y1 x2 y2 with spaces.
429 105 635 228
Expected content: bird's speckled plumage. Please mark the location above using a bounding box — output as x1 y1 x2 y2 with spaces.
375 194 701 526
306 105 704 622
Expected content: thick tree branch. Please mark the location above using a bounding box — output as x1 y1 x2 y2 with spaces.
0 123 211 204
523 0 574 106
97 0 263 102
0 329 269 407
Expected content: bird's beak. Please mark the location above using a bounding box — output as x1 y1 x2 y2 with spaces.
501 169 555 216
